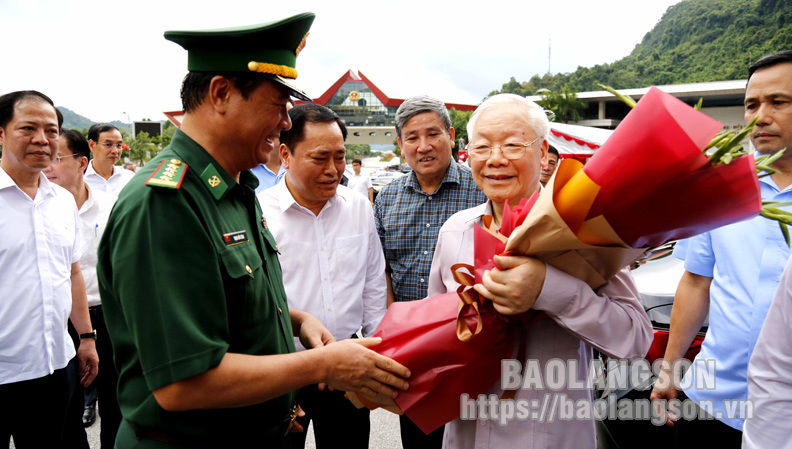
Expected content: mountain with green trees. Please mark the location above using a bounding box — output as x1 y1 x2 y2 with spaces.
57 106 131 133
491 0 791 97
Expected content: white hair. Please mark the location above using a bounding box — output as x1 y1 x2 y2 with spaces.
467 93 550 142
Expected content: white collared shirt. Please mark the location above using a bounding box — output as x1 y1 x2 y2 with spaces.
78 183 115 307
258 183 387 351
84 161 134 198
347 173 372 199
744 255 792 449
0 168 84 384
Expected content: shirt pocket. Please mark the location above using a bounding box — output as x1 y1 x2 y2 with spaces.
335 235 367 284
44 211 79 268
219 242 265 326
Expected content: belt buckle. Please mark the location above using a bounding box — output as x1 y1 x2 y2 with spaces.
283 403 299 436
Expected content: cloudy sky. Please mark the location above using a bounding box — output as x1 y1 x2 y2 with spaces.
1 0 681 123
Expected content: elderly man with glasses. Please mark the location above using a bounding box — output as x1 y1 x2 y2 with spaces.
85 123 134 197
427 94 652 449
44 129 121 447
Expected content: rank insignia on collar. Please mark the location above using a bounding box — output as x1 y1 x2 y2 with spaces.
199 164 228 200
145 159 188 189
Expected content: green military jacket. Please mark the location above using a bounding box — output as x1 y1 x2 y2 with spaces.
98 129 296 447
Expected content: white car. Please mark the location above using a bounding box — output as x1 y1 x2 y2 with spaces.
370 170 406 192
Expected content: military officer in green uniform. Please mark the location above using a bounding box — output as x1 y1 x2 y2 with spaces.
97 13 410 448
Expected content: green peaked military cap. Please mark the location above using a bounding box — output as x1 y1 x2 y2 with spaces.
164 12 315 101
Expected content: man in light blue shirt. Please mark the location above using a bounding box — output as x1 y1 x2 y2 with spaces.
251 161 286 193
651 51 792 448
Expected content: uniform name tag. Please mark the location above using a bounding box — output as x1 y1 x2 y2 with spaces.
223 231 249 246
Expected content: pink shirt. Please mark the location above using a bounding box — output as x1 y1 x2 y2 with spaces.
428 202 652 449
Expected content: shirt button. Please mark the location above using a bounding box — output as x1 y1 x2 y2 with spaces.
328 306 333 311
428 196 433 200
420 278 425 283
245 265 252 273
425 223 430 228
423 251 428 255
278 307 283 314
320 246 325 251
323 276 328 281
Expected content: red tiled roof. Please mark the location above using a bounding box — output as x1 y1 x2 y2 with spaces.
311 69 477 111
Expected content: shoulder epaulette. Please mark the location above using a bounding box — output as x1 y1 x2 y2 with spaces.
146 159 188 189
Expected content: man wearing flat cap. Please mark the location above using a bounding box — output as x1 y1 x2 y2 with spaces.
98 13 410 448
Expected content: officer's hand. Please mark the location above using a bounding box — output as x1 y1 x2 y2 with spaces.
297 313 336 350
474 255 546 315
650 366 680 427
77 339 99 387
321 338 410 404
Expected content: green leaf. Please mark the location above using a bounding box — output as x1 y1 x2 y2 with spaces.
597 84 637 108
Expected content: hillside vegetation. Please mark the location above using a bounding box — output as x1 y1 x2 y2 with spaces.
58 106 131 133
492 0 791 96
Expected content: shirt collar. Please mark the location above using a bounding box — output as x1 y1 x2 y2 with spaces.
86 159 121 178
0 166 14 190
82 182 96 211
257 163 287 177
274 177 340 215
0 167 55 199
169 129 246 201
404 160 462 194
463 201 493 226
36 172 56 199
465 185 542 228
758 170 792 194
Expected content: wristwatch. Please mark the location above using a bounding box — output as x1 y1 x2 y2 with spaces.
79 330 97 340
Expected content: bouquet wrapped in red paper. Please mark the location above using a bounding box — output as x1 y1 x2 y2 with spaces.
509 87 761 289
347 87 763 433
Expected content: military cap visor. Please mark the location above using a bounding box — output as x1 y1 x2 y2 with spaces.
164 12 314 102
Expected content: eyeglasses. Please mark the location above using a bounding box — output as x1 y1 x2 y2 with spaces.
51 154 81 165
100 142 124 150
466 136 544 161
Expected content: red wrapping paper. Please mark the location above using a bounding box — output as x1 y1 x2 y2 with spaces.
371 291 515 434
583 86 723 220
546 87 761 249
607 155 761 247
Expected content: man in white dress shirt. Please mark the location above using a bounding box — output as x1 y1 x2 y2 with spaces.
84 123 134 197
0 90 98 448
44 128 120 449
347 158 373 203
258 104 387 449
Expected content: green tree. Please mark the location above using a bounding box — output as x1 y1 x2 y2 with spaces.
449 108 473 148
129 131 152 164
537 86 585 123
345 143 373 160
488 0 792 93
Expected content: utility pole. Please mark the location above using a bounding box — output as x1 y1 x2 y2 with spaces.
548 34 552 74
